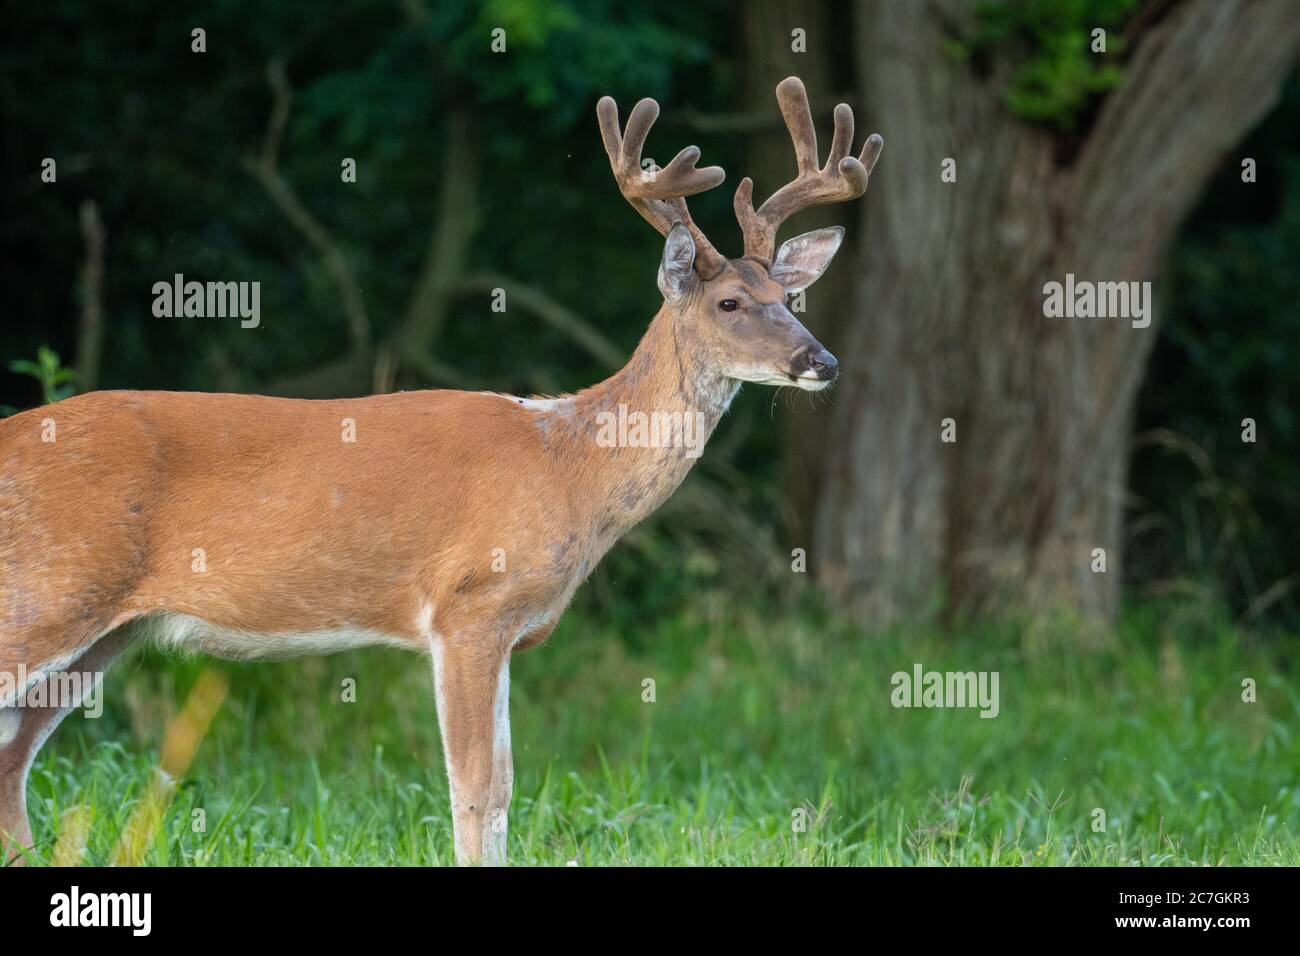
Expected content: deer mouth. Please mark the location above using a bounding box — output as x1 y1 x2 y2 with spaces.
793 368 836 391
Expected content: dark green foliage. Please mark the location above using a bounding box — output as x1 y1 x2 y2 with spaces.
1131 75 1300 625
957 0 1137 129
0 0 732 400
3 347 78 412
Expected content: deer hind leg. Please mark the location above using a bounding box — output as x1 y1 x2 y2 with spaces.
430 635 512 866
0 630 134 864
0 707 32 861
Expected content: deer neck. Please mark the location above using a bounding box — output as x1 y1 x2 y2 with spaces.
540 304 739 547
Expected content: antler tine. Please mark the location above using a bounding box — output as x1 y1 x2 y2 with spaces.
597 94 728 278
777 75 820 176
735 76 884 264
826 102 855 167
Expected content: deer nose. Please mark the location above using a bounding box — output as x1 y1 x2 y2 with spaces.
804 348 839 380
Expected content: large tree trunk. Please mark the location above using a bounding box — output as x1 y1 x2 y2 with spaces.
801 0 1300 622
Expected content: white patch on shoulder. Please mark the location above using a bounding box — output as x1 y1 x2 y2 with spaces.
0 707 21 748
487 392 577 415
140 612 412 662
486 392 577 442
517 397 563 412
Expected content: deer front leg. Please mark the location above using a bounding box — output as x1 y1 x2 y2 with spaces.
430 636 512 866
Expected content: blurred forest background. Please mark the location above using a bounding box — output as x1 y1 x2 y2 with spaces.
3 0 1298 634
3 0 1300 867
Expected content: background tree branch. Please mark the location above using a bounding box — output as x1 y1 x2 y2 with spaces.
455 272 625 372
244 58 372 353
74 200 105 392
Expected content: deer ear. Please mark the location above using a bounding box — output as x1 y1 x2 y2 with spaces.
658 223 696 303
771 226 844 292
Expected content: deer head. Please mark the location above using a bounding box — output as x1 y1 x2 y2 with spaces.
597 76 883 391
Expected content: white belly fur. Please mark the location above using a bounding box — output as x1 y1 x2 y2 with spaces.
141 612 412 662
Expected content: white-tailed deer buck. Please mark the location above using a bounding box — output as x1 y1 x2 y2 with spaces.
0 77 880 865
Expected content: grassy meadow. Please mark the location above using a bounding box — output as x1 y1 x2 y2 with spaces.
21 595 1300 866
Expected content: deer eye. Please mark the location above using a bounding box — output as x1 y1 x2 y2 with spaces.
719 299 739 312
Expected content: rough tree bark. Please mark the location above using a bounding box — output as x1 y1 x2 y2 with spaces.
798 0 1300 622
